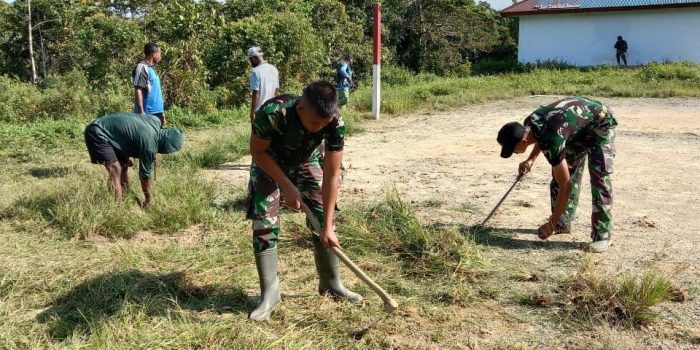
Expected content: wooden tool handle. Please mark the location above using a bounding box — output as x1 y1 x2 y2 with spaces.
300 203 399 313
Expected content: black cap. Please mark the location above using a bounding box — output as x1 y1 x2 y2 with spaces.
497 122 525 158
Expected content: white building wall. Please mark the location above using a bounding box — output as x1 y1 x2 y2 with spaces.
517 8 700 66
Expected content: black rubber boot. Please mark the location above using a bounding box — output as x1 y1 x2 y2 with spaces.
249 248 281 321
312 240 362 302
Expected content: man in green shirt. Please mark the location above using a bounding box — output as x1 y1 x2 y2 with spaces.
497 97 617 253
84 112 184 208
245 81 361 321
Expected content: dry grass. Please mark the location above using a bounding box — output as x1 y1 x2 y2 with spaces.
562 257 675 328
1 67 699 348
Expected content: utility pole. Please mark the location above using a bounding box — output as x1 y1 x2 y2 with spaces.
27 0 38 84
372 1 381 120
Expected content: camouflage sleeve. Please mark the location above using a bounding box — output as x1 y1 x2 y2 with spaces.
251 107 280 140
528 110 568 166
324 114 345 152
538 119 568 166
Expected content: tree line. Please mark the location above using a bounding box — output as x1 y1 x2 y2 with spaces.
0 0 517 111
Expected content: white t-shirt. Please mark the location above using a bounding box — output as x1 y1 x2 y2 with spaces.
249 61 279 111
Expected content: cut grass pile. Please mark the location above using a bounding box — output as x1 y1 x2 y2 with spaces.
515 257 681 328
339 191 485 278
335 191 487 305
563 257 676 328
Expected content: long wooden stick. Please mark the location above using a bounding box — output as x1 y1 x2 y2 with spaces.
300 202 398 313
481 174 523 227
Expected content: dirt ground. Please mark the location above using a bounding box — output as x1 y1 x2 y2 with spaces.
211 96 700 349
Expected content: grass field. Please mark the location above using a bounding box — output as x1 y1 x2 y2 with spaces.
1 63 699 349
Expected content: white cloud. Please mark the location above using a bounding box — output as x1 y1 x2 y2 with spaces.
483 0 516 10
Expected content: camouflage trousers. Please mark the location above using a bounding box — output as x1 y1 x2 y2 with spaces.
550 127 616 242
245 153 326 253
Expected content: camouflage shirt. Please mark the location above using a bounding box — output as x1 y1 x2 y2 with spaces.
524 96 617 166
252 94 345 166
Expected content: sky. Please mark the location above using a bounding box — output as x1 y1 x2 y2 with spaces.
484 0 515 10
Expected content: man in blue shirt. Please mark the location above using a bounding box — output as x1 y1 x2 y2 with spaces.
133 43 166 126
336 54 354 108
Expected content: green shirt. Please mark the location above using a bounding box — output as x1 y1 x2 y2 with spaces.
91 112 161 179
524 96 617 166
252 94 345 167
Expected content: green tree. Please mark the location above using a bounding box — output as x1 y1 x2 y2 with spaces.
74 14 144 84
340 0 511 75
206 11 325 106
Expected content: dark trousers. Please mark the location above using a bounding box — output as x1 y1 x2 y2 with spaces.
616 50 627 66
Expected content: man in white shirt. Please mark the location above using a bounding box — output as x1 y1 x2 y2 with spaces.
247 46 279 123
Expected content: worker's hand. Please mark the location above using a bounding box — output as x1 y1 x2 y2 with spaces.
537 221 554 240
519 159 534 176
281 184 302 210
319 226 340 248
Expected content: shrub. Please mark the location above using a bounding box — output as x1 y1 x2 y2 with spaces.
0 72 132 123
472 59 523 75
37 70 95 120
380 65 419 86
0 75 44 123
638 61 700 83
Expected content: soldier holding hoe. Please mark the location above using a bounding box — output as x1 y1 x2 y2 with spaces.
245 81 362 321
497 97 617 253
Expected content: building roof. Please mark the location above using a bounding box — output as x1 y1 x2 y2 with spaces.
501 0 700 16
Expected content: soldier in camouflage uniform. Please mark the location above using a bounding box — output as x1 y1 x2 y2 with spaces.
245 81 362 322
497 96 617 253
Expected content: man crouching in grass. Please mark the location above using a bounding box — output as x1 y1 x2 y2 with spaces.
84 112 184 208
245 81 361 322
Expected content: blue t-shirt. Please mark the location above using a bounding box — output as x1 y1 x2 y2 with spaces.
336 62 352 89
132 61 164 115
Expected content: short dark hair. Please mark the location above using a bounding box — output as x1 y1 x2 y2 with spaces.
144 42 160 57
302 81 338 118
617 36 623 40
